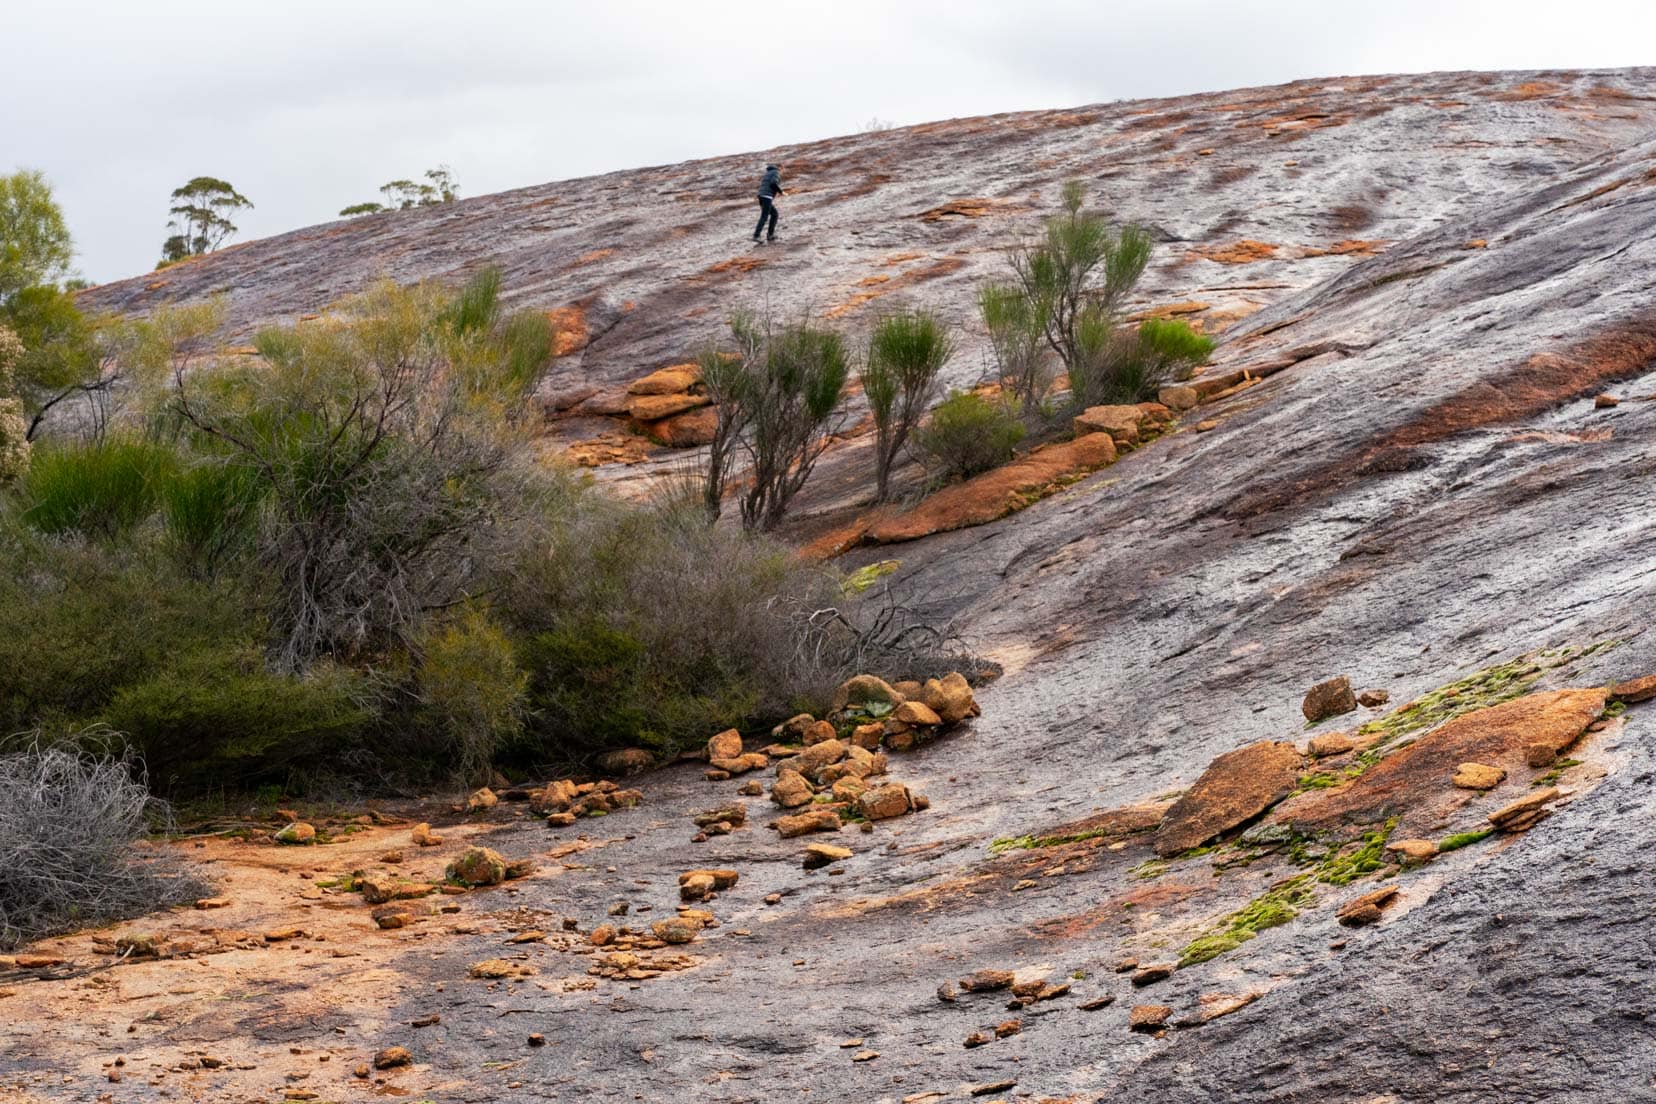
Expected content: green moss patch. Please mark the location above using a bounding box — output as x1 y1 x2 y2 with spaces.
1178 875 1314 967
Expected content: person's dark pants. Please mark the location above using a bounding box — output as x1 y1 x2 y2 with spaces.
753 196 778 240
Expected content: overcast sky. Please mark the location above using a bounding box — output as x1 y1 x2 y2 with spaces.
7 0 1655 283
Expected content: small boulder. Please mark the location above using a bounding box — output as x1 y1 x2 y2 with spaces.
589 924 616 947
1131 964 1175 987
446 847 508 887
959 969 1015 992
1452 762 1506 790
678 869 740 891
1073 404 1143 446
693 804 747 828
679 873 717 902
466 787 498 811
411 823 442 847
1157 384 1199 411
922 672 978 724
771 768 816 808
1595 393 1620 409
831 776 868 803
1302 676 1359 722
857 783 913 821
893 700 942 727
772 713 817 741
796 738 848 778
831 675 904 712
626 364 701 396
529 779 579 815
1358 688 1391 708
707 728 744 761
595 748 654 776
803 719 839 746
849 722 885 750
1386 838 1438 863
373 1046 413 1070
274 822 316 845
1489 786 1559 829
710 752 768 775
652 917 700 945
372 905 415 930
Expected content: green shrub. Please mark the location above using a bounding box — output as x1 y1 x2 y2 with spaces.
913 389 1026 481
102 648 374 792
158 457 265 577
503 488 837 762
1072 317 1214 407
0 530 250 732
18 437 177 540
416 606 527 783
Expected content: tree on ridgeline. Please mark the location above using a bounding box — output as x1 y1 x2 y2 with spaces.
160 176 253 265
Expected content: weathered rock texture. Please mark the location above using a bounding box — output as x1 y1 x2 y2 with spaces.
11 68 1656 1104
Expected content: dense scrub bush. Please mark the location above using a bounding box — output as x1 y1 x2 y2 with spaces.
0 742 205 949
0 528 250 735
102 649 374 791
861 310 952 501
415 606 528 784
0 323 27 482
913 390 1026 482
503 486 840 762
1072 316 1214 408
172 268 551 669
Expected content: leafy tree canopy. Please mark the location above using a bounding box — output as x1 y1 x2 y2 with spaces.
0 169 74 304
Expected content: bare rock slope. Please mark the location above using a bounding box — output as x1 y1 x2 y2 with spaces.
15 68 1656 1103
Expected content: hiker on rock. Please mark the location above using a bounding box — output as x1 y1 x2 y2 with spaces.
753 163 785 243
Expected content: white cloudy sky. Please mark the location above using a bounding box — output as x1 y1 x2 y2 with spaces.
7 0 1655 283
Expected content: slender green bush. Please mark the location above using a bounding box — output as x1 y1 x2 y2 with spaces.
861 310 953 501
18 437 177 541
978 282 1050 410
913 390 1026 481
158 458 265 577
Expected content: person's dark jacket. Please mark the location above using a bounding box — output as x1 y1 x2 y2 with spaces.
758 167 784 199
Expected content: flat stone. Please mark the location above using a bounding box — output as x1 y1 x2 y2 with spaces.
1129 1004 1172 1032
1131 964 1175 987
803 842 853 869
959 969 1015 992
1358 689 1391 708
1153 740 1302 856
1337 886 1399 927
1073 404 1143 445
774 808 842 838
893 700 941 726
1386 838 1439 862
1611 673 1656 702
1308 732 1356 757
1489 786 1560 827
626 363 701 395
1452 762 1507 790
857 783 913 820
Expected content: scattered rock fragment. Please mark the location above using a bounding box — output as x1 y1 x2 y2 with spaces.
1489 786 1560 831
1129 1004 1172 1033
466 786 498 811
1611 673 1656 702
1131 964 1175 987
995 1019 1022 1038
1337 886 1400 927
1079 994 1117 1011
959 969 1015 993
963 1031 991 1048
651 917 700 945
1154 740 1302 856
1386 838 1439 863
857 782 913 821
372 1046 412 1070
589 925 616 947
1308 732 1356 757
707 728 744 761
411 823 442 847
194 897 232 910
804 842 853 870
774 808 842 838
371 906 415 930
1452 762 1507 789
970 1081 1016 1097
851 1050 879 1062
1595 393 1620 408
1358 688 1391 708
1302 676 1359 722
469 959 531 979
693 804 747 828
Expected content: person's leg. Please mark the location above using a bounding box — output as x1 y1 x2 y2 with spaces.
765 199 779 241
753 198 770 241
